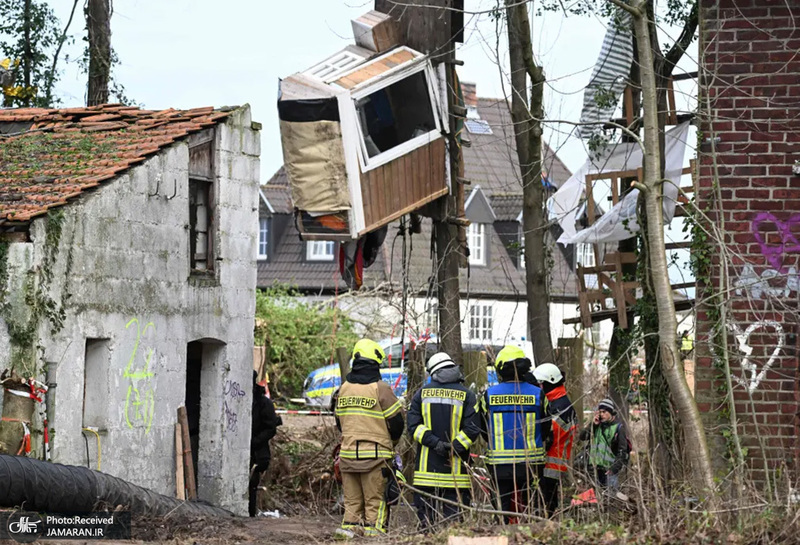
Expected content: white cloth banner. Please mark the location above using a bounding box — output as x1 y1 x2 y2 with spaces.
549 121 691 245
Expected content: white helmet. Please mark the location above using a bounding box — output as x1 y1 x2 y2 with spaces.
532 363 563 385
427 352 456 375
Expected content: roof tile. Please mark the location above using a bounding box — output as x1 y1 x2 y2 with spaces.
0 104 234 222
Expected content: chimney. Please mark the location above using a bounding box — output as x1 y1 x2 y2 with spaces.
460 81 478 119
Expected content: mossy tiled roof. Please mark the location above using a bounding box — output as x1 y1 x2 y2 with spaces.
0 104 232 222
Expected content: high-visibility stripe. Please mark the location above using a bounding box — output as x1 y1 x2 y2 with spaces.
454 430 473 450
485 451 545 464
492 412 504 453
413 424 431 443
544 467 565 479
413 471 471 488
383 400 402 418
336 408 385 419
546 456 567 465
421 400 432 471
525 413 536 450
340 448 394 459
375 500 388 533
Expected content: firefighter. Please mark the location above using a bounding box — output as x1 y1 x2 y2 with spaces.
334 339 404 538
480 345 549 523
408 352 480 531
532 363 577 515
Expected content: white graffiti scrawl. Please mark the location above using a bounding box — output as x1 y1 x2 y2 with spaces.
727 321 784 393
734 264 799 300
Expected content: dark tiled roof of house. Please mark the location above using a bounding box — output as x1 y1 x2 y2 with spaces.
489 193 522 222
0 104 232 222
261 166 292 214
464 98 572 195
256 213 526 298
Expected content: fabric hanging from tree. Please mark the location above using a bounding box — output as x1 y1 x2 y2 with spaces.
549 121 691 245
578 10 634 140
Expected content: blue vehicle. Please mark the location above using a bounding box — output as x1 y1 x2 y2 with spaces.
302 336 524 408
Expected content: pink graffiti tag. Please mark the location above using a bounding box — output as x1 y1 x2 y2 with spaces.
752 212 800 273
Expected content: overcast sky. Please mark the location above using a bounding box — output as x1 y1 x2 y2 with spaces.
50 1 697 183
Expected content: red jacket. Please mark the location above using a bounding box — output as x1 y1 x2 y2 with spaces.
543 386 577 479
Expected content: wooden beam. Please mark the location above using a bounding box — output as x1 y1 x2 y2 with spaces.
175 424 186 501
177 406 197 501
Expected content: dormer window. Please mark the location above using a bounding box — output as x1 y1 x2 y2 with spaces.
467 223 486 266
306 241 336 261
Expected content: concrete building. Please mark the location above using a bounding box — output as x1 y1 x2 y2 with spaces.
0 104 260 514
257 94 586 352
697 1 800 484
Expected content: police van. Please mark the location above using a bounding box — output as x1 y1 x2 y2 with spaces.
301 336 532 408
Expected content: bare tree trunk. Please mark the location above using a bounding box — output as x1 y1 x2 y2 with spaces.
626 0 716 499
434 59 464 364
505 0 554 366
86 0 111 106
22 0 32 107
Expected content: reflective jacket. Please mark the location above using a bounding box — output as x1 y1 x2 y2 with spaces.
542 386 577 479
480 381 546 466
407 369 480 489
580 420 628 474
335 361 404 472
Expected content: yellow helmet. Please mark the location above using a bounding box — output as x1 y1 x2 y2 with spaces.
353 338 385 365
495 345 526 371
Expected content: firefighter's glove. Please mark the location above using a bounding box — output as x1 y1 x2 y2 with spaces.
434 441 452 458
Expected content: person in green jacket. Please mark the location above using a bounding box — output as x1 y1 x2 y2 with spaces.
579 398 629 490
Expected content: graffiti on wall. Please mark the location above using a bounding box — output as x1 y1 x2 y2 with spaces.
727 320 784 393
222 379 244 433
123 318 156 434
752 212 800 273
734 264 799 299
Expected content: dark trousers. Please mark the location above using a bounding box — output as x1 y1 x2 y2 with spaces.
540 476 561 516
248 461 270 517
414 487 471 532
491 464 543 523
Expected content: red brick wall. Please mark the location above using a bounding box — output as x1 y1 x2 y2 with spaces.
697 0 800 483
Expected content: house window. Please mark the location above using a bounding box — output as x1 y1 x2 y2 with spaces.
306 240 335 261
468 223 486 266
469 303 493 341
354 66 440 171
258 218 269 260
576 243 597 289
189 179 214 272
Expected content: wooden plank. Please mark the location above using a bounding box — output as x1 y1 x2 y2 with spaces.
175 424 185 500
667 79 678 125
623 85 634 127
359 187 449 235
177 406 197 501
433 138 446 191
361 169 373 228
392 155 402 214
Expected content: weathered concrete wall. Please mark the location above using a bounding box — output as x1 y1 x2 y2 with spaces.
697 1 800 483
0 106 259 514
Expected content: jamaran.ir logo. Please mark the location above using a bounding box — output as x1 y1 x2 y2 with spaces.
6 511 43 543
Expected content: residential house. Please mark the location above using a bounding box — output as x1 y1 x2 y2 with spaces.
0 104 260 514
258 92 586 351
